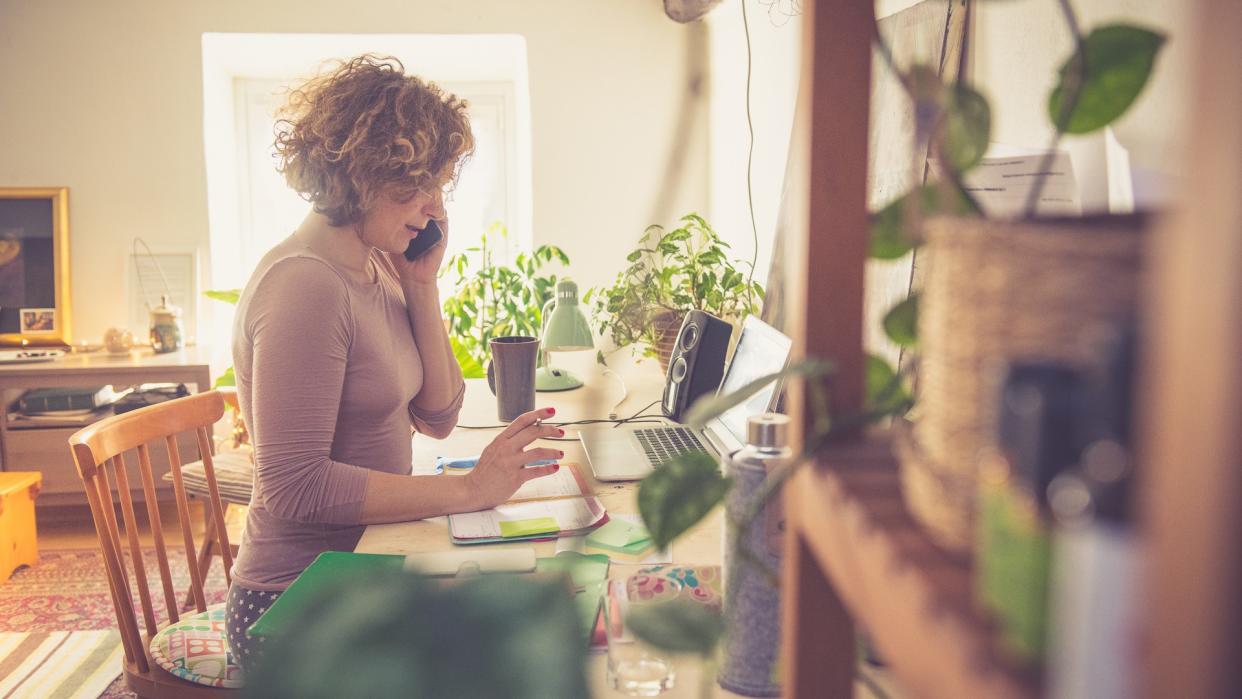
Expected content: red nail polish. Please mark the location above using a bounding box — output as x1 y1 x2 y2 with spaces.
558 450 565 457
546 407 556 416
553 463 561 471
557 428 566 437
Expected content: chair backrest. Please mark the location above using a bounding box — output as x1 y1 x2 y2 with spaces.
69 390 233 674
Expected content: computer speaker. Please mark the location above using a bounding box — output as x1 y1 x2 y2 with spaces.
661 310 734 422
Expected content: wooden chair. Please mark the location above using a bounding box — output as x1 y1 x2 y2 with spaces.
177 386 250 608
69 390 241 697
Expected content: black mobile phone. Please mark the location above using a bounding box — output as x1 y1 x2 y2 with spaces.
403 219 444 261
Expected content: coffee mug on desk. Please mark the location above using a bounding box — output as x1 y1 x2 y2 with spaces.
486 336 539 422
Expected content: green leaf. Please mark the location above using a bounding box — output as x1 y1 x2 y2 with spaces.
638 451 732 550
244 571 587 699
943 84 991 171
683 358 833 428
626 250 643 263
866 353 912 415
203 289 241 305
870 183 980 260
213 366 235 388
882 293 919 348
1048 24 1166 134
627 599 726 656
450 336 486 379
871 195 918 260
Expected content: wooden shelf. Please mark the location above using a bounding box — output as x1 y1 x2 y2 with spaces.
786 433 1039 699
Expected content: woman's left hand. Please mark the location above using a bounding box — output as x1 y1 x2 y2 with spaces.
392 218 449 285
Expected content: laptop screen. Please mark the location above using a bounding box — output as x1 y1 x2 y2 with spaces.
709 317 792 446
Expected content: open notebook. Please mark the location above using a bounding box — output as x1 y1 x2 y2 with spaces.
448 463 608 544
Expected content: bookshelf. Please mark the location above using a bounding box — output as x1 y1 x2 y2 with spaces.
780 0 1242 697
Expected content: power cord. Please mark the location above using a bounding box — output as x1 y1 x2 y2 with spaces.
455 399 669 440
741 0 760 306
603 365 628 420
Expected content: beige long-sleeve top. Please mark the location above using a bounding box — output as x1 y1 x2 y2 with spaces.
229 241 464 590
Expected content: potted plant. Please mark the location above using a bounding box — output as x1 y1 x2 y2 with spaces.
587 213 764 371
440 222 570 378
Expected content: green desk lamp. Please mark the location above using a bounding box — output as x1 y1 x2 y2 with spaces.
536 279 593 391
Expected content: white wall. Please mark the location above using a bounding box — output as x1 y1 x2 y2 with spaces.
0 0 706 359
973 0 1193 203
707 0 801 289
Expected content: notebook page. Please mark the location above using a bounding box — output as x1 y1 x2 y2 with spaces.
507 463 589 502
451 497 605 539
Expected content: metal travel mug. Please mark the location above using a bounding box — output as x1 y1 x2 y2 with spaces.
486 336 539 422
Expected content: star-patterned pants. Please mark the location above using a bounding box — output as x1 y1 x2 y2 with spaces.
224 583 282 675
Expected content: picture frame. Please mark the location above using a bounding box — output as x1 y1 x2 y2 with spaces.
19 308 56 334
0 188 71 346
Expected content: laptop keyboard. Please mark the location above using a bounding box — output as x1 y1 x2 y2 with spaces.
634 427 707 466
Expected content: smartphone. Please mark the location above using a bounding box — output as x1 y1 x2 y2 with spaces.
403 219 444 261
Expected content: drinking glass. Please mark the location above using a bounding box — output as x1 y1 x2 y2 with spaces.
604 578 677 696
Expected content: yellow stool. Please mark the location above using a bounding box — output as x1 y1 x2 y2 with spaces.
0 472 42 581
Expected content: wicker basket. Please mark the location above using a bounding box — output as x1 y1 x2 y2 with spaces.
901 214 1147 554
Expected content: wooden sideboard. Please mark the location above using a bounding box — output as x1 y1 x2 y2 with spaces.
0 346 214 506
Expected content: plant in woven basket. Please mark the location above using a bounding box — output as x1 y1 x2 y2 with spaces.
866 7 1165 553
869 11 1166 361
440 222 570 378
585 213 764 369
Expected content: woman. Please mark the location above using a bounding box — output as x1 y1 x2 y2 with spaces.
225 55 562 670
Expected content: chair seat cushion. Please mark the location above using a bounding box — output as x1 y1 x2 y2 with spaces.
149 605 244 689
163 449 254 504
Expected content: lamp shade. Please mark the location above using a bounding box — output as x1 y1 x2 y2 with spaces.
542 280 593 351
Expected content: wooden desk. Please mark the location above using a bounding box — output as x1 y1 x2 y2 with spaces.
0 346 214 505
355 356 741 698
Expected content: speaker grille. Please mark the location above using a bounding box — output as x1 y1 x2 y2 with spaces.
680 323 699 351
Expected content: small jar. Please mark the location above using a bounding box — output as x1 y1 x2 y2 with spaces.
103 327 134 354
149 295 183 354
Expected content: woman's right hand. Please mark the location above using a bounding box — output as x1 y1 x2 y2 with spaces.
464 407 564 510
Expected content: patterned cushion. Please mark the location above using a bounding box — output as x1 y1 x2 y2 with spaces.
149 605 244 688
164 449 254 504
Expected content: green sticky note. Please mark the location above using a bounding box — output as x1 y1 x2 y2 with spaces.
536 551 611 586
499 516 560 538
586 520 651 550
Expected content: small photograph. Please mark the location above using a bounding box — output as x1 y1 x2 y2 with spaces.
19 308 56 334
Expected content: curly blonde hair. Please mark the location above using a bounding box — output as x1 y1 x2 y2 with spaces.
274 54 474 227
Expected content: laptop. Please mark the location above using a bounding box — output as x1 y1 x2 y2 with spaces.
579 315 792 481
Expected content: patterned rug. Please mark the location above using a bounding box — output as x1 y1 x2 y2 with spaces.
0 548 228 698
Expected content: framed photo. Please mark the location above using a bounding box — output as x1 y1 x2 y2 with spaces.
0 188 71 346
19 308 56 334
